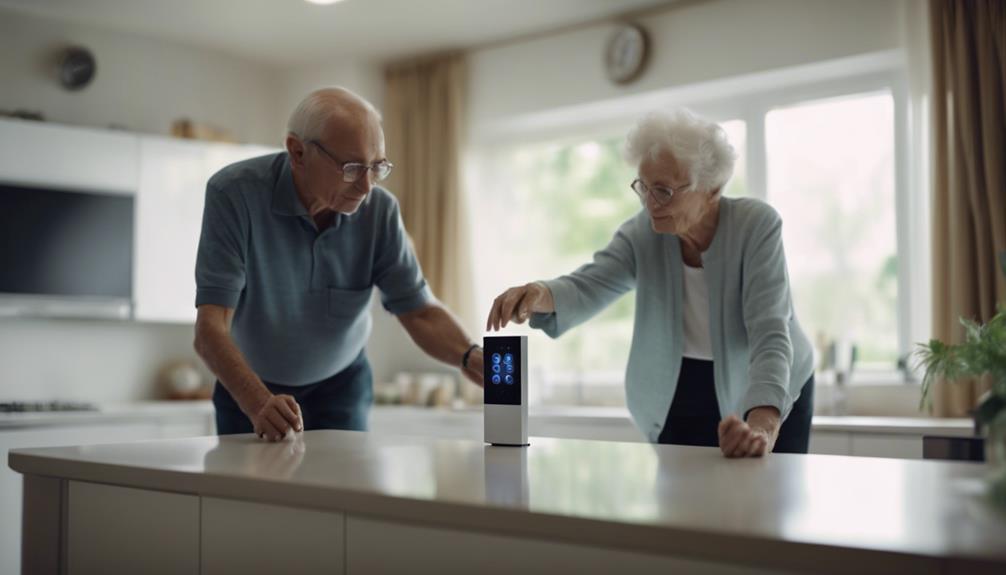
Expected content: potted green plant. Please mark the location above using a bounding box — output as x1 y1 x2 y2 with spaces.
914 253 1006 505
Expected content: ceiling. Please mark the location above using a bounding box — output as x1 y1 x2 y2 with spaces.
0 0 675 66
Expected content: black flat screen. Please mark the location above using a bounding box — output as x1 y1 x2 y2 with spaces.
0 183 133 298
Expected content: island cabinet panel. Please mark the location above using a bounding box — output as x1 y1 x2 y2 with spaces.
66 481 199 575
344 515 775 575
201 496 346 575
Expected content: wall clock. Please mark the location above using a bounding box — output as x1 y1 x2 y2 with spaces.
59 47 97 91
605 24 649 85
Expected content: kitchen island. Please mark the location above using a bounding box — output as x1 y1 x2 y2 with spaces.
9 430 1006 574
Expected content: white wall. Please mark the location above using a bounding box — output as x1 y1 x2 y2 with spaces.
278 59 385 125
469 0 904 132
0 318 209 401
0 8 282 144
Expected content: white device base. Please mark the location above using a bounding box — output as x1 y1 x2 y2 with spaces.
484 404 528 446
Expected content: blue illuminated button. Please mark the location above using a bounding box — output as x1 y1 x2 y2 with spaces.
504 362 514 374
491 374 501 384
491 353 501 364
491 364 501 374
504 374 514 385
503 353 513 364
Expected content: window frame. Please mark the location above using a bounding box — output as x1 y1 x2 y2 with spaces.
467 50 927 390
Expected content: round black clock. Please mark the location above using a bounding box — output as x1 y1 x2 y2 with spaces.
59 47 97 91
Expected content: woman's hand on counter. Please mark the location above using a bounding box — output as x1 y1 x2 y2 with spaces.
486 281 555 331
718 407 780 458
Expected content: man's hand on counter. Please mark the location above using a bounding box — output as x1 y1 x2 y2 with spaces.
249 394 303 442
718 407 780 458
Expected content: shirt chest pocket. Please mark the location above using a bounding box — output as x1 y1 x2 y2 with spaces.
328 287 372 319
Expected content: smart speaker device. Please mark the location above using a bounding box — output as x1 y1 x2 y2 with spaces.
483 335 529 446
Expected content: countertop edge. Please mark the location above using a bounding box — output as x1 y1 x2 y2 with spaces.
7 449 977 574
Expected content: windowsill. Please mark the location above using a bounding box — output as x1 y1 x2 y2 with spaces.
814 369 915 386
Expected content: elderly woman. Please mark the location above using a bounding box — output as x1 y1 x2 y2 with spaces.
486 109 815 458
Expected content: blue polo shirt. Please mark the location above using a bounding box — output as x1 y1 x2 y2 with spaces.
195 152 434 385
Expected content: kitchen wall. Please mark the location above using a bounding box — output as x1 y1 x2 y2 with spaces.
0 0 921 403
0 8 282 144
469 0 906 134
0 318 204 401
278 59 385 125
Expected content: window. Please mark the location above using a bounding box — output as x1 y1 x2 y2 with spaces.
720 119 748 198
766 92 898 368
470 75 910 406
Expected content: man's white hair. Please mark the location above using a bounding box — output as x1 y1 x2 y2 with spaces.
624 108 736 193
287 87 381 142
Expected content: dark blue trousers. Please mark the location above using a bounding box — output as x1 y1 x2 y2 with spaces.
213 351 373 435
657 357 815 453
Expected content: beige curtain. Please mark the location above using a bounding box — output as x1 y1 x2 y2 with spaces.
383 53 474 327
929 0 1006 416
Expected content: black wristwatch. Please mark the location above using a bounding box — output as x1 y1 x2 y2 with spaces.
461 344 481 370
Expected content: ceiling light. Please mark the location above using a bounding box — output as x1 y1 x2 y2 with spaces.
304 0 345 5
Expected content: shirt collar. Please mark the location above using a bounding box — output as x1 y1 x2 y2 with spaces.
271 154 310 217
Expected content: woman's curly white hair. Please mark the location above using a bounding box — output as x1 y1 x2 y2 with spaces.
624 108 736 193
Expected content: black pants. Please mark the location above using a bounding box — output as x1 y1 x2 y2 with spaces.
213 351 374 435
657 357 815 453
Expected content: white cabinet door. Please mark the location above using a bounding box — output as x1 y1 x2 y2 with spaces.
850 433 923 459
67 481 199 575
201 497 345 575
809 431 851 455
134 137 275 323
0 423 162 575
0 118 138 194
345 516 774 575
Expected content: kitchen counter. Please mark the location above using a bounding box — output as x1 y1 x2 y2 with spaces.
370 405 975 449
522 407 975 435
0 400 213 429
0 400 973 437
9 430 1006 574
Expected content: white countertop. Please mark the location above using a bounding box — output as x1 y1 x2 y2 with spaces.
8 430 1006 572
383 405 975 436
1 401 973 438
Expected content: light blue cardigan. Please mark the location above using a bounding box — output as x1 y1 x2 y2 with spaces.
530 197 815 442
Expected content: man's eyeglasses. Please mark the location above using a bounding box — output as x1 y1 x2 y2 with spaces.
308 140 394 183
630 178 690 206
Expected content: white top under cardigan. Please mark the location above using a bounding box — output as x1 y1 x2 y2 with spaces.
530 197 815 442
681 264 713 361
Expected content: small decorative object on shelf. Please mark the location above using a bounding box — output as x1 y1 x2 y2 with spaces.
170 118 237 143
0 109 45 121
157 360 211 400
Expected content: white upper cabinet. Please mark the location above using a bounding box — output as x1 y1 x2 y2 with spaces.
0 118 276 323
0 118 139 194
133 136 276 323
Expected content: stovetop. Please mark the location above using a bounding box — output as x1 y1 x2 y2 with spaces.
0 401 99 413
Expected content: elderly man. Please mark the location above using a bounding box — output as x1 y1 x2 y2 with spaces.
194 87 484 441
